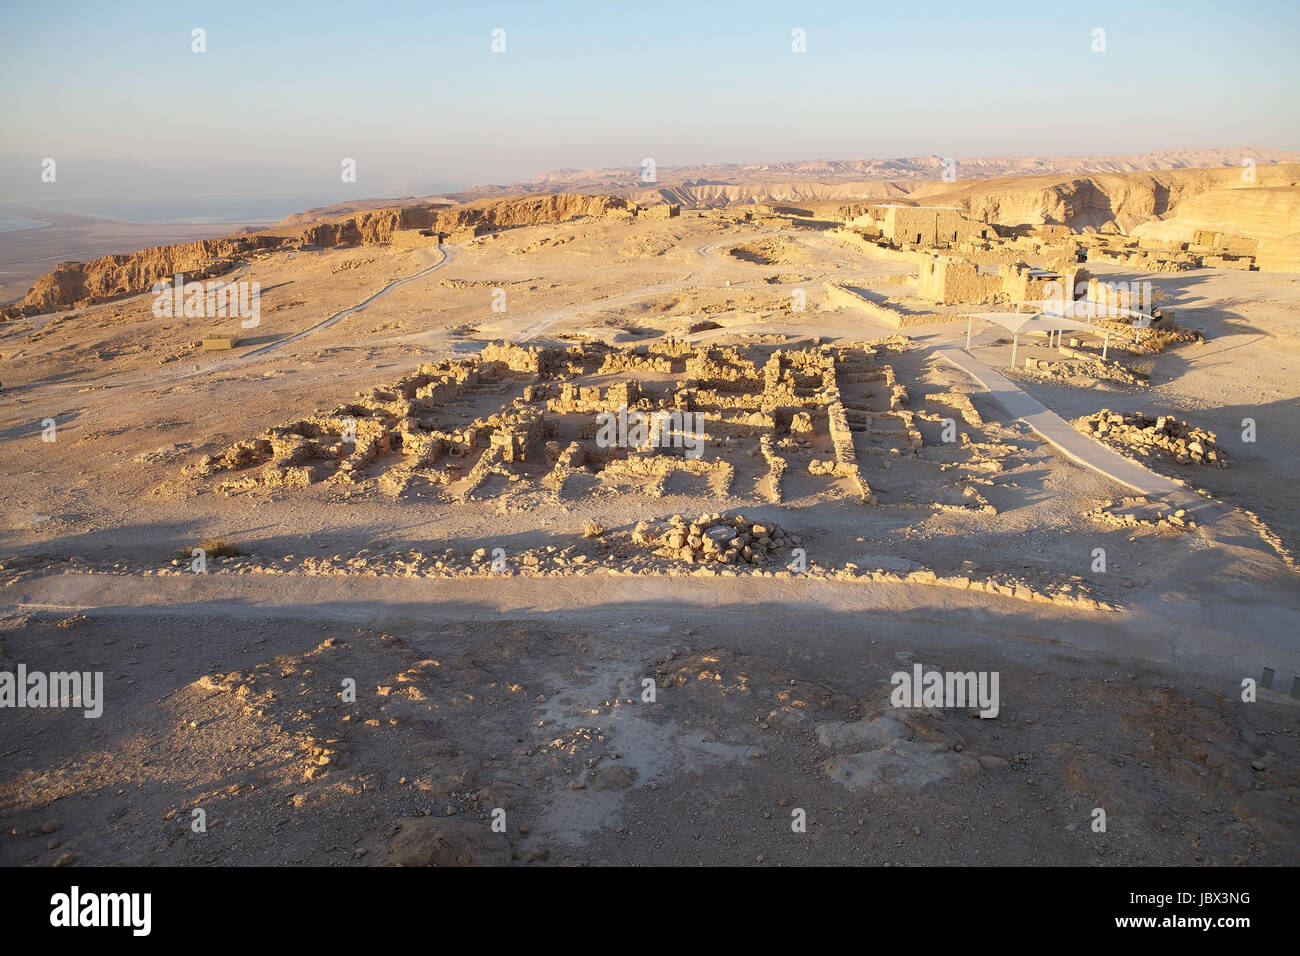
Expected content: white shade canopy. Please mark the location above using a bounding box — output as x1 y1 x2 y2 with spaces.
1018 299 1154 326
961 310 1105 336
961 309 1116 367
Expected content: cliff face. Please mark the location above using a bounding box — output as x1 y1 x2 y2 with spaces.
5 194 636 316
16 236 282 314
1131 185 1300 243
430 193 634 233
298 205 436 246
298 194 634 245
910 164 1300 233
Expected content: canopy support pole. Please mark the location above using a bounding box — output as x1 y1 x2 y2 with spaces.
1010 332 1018 369
1102 330 1110 361
965 314 972 351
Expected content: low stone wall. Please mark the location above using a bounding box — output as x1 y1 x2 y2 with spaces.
389 229 441 250
823 282 960 329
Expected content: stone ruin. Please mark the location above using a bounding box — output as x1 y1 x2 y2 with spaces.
916 255 1092 308
836 201 1259 274
179 335 1014 523
839 204 992 248
1091 497 1198 533
632 513 798 565
1073 409 1227 467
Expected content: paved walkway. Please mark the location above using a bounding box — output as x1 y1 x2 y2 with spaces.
934 345 1184 499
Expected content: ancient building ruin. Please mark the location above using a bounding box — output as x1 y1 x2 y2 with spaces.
917 254 1092 308
843 204 992 247
182 337 1024 527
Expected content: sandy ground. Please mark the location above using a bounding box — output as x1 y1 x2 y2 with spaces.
1 208 1297 865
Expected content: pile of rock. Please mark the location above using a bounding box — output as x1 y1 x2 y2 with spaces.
1020 358 1148 387
633 513 798 565
1127 322 1203 354
1092 497 1198 531
1074 410 1227 466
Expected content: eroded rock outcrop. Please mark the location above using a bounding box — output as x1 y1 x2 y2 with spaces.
4 194 639 316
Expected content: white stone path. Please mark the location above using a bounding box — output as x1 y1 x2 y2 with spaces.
934 345 1185 500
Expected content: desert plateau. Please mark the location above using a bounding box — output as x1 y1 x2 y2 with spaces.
1 3 1297 901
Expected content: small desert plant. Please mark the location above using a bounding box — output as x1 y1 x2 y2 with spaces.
582 521 606 538
1130 359 1155 380
174 538 242 560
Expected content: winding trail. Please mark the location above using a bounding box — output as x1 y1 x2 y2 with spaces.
5 249 450 397
243 246 450 357
515 232 777 341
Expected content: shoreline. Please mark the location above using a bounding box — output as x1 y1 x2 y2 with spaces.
0 207 264 306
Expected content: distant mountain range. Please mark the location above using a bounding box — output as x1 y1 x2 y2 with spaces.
273 147 1300 226
437 147 1300 206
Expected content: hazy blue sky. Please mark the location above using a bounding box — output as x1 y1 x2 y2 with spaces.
1 0 1297 207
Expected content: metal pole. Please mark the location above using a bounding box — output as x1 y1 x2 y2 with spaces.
1102 331 1109 361
965 315 972 351
1010 332 1018 369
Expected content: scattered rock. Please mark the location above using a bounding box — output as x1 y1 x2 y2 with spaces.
386 817 510 867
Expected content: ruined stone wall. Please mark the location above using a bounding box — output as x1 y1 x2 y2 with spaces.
943 209 991 243
602 453 734 497
389 229 441 250
480 340 548 373
758 436 786 503
684 389 765 410
1082 276 1152 314
488 405 544 463
684 347 760 384
885 207 940 246
1202 255 1254 270
878 206 986 246
998 264 1090 306
917 256 1001 305
951 242 1025 266
599 351 674 374
823 282 963 327
639 203 681 219
547 381 643 414
815 378 875 503
828 227 918 263
1087 246 1199 272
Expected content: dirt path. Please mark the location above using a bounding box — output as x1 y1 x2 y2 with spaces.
243 246 449 356
516 234 769 341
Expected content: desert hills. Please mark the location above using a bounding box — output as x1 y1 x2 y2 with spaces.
6 151 1300 318
3 144 1300 868
255 147 1300 227
3 195 637 315
448 146 1300 204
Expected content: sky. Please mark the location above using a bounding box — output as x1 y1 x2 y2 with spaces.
1 0 1297 210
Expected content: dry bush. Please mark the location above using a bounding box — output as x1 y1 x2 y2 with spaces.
174 538 242 560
